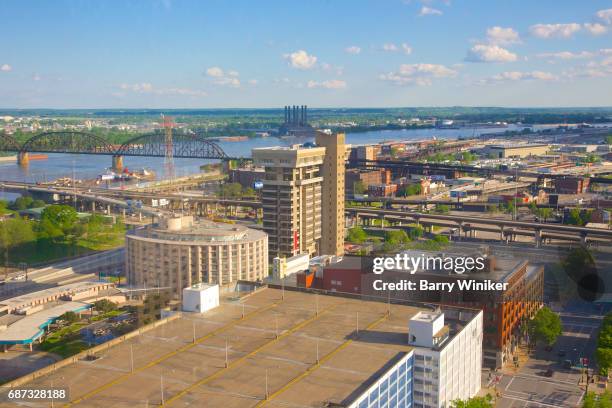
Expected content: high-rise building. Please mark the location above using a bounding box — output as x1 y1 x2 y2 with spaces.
252 145 326 259
316 130 348 256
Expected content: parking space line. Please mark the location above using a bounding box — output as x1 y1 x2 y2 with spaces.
64 299 282 407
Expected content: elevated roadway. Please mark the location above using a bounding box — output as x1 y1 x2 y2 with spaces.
347 206 612 247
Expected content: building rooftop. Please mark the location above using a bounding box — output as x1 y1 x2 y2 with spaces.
129 217 267 243
13 287 476 407
0 281 113 313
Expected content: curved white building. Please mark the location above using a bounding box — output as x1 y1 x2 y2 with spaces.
126 216 268 299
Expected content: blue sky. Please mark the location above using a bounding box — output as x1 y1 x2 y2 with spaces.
1 0 611 108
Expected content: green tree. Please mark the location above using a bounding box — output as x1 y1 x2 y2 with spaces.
347 226 368 244
433 234 449 244
504 200 516 216
539 207 553 222
583 391 612 408
385 230 410 245
0 217 36 254
451 394 493 408
39 205 78 240
567 208 584 226
30 199 46 209
435 204 450 214
397 184 422 197
10 196 33 211
461 151 477 163
93 299 117 314
353 181 366 195
59 311 79 323
0 200 9 215
409 225 424 240
528 306 562 346
218 183 243 199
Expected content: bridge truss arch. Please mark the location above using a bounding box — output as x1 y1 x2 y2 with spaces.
117 132 229 159
19 131 116 155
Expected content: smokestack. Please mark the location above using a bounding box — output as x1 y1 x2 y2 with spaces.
304 105 307 124
284 106 288 124
302 105 306 126
293 105 298 125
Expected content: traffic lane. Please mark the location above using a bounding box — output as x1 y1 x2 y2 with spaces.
495 321 594 407
497 374 584 408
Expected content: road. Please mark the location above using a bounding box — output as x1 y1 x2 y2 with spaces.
493 301 606 407
0 248 125 301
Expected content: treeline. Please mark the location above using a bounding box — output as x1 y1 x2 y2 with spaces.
0 201 125 265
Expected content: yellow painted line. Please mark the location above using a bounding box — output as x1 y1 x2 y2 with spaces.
63 300 280 407
255 313 389 407
162 305 339 407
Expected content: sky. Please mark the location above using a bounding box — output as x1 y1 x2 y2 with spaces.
1 0 612 109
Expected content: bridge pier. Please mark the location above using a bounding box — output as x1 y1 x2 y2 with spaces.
112 155 124 172
17 152 29 166
534 229 542 248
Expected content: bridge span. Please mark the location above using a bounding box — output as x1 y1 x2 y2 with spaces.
0 130 236 168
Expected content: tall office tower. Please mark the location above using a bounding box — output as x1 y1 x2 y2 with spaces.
252 145 326 259
315 131 348 256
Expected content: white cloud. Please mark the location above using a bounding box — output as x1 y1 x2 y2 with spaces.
120 82 153 92
382 43 411 54
383 43 398 52
321 63 344 76
564 55 612 79
536 51 595 60
465 44 518 63
119 83 207 96
584 23 608 36
283 50 317 70
206 67 224 77
205 66 241 87
491 71 558 82
306 79 347 89
380 63 457 86
529 23 581 39
0 64 12 72
486 26 521 45
418 6 442 16
32 73 41 81
248 79 258 86
596 8 612 25
345 46 361 55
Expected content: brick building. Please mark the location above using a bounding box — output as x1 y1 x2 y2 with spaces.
305 253 544 369
554 177 590 194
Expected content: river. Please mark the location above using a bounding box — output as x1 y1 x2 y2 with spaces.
0 124 574 200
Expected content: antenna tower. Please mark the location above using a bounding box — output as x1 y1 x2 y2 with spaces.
161 114 175 179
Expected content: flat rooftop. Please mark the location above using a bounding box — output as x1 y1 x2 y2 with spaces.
0 281 112 313
0 301 90 345
4 288 435 408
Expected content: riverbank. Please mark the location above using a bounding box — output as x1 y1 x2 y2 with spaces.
0 155 17 162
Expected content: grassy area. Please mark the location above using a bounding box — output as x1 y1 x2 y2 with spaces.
38 310 127 358
1 224 126 266
38 322 89 358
